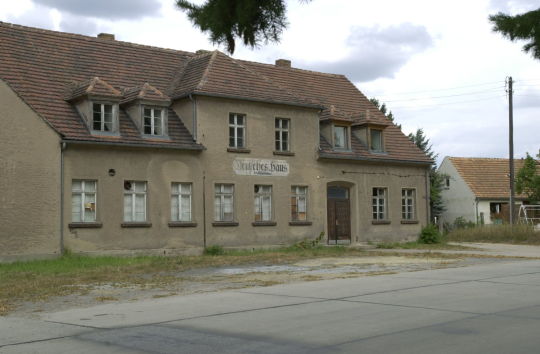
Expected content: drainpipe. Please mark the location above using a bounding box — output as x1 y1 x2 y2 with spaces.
475 198 479 225
188 94 197 141
425 168 430 225
60 142 66 255
202 171 207 249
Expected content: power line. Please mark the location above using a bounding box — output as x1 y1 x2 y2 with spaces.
382 87 504 103
389 94 506 110
373 80 504 96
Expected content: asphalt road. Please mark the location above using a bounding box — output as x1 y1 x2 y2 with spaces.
2 259 540 353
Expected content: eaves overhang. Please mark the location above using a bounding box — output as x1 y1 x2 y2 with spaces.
62 139 205 151
318 152 433 167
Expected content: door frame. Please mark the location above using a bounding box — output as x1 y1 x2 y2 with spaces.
327 185 351 245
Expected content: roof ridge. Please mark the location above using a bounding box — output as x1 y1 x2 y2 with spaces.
197 50 219 90
0 21 196 56
238 58 347 78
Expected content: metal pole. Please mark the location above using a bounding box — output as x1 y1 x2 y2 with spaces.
508 76 515 225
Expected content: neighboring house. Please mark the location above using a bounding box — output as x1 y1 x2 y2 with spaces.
439 157 537 225
0 23 432 260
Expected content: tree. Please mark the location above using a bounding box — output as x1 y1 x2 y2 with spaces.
369 98 400 129
489 8 540 60
408 128 446 221
516 152 540 203
177 0 310 54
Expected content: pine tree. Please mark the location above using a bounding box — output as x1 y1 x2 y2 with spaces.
369 98 400 129
489 8 540 59
408 129 446 221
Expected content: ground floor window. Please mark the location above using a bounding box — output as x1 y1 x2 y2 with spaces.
215 184 234 221
72 180 96 222
291 186 307 221
254 185 272 221
401 188 416 220
124 181 147 222
372 187 387 220
171 183 192 222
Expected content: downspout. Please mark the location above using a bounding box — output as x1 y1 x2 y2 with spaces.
60 142 66 255
475 198 479 225
202 171 207 249
425 168 430 225
188 94 197 141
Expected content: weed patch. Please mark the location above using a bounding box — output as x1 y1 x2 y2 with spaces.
447 224 540 244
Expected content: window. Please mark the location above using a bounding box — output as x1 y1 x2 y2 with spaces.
92 103 113 132
372 188 387 220
291 186 307 221
229 113 245 148
124 181 147 222
275 118 290 151
171 183 192 222
370 129 383 152
215 184 234 221
333 125 348 149
445 177 451 189
72 180 96 222
143 107 164 135
254 185 272 221
402 189 416 220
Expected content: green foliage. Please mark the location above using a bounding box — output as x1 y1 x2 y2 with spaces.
204 245 225 255
489 9 540 59
447 224 539 244
369 98 400 129
177 0 311 53
418 224 442 244
293 232 326 249
452 216 476 230
516 152 540 203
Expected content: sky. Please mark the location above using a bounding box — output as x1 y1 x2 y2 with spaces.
1 0 539 165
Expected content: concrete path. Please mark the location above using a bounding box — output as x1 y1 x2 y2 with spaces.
2 258 540 353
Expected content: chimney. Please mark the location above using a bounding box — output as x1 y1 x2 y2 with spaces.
97 33 115 41
196 49 211 55
275 59 291 68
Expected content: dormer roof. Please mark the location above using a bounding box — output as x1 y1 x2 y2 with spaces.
122 83 171 105
65 77 122 101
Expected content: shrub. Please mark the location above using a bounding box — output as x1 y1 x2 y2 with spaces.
418 224 442 244
453 216 476 230
204 245 225 256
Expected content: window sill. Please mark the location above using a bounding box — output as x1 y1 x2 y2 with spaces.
273 151 295 156
68 222 102 229
227 147 251 153
252 221 277 227
121 222 152 228
212 221 239 227
289 221 312 226
372 220 391 225
401 220 419 224
168 222 197 228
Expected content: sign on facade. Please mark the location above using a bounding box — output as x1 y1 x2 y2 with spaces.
233 158 289 176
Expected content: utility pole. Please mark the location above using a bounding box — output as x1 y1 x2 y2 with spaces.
507 76 515 225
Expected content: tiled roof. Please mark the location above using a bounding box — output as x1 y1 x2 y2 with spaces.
122 83 170 104
449 157 540 199
0 22 431 162
66 77 123 101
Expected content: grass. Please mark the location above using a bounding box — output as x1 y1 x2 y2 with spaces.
375 240 472 250
0 245 365 315
446 224 540 244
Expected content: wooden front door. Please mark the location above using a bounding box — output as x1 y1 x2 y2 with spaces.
327 186 351 244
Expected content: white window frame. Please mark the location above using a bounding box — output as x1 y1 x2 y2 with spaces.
291 186 308 221
275 118 290 152
171 183 192 222
215 184 234 221
370 128 384 152
124 181 147 222
92 102 115 132
333 125 348 149
143 107 165 136
229 113 245 148
372 187 387 220
72 180 97 222
254 185 273 222
402 188 416 220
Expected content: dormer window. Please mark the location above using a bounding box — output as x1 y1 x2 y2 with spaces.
143 107 165 136
370 128 383 152
92 103 114 132
333 125 348 149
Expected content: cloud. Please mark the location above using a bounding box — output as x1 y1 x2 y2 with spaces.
302 23 433 82
514 90 540 109
5 5 55 30
489 0 539 13
59 15 99 36
33 0 162 20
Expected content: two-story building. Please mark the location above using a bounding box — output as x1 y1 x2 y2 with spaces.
0 23 432 260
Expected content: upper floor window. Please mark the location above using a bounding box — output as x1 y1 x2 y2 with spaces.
275 118 290 151
215 184 234 221
229 113 245 148
144 107 164 136
372 187 387 220
333 125 348 149
401 189 416 220
370 129 383 152
254 185 272 222
291 186 307 221
72 180 96 222
171 183 192 222
124 181 147 222
92 103 114 132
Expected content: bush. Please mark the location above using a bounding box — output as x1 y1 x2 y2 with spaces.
204 245 225 256
418 224 442 244
453 216 476 229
